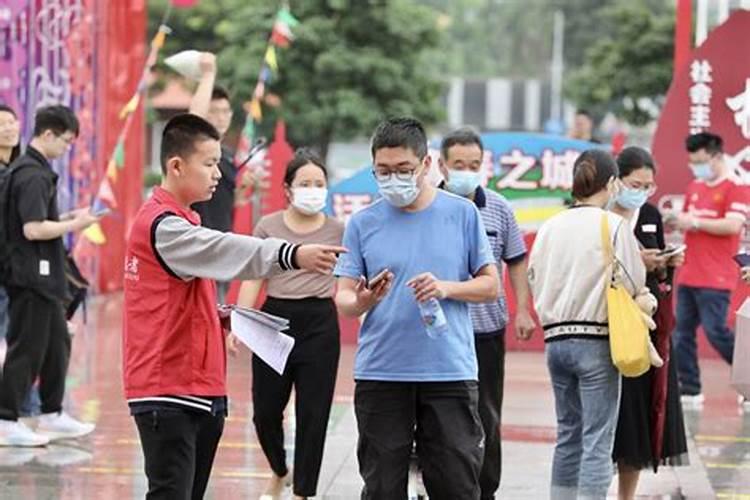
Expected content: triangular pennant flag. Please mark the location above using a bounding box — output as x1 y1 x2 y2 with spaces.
119 94 140 119
259 66 272 84
250 99 262 122
242 119 255 140
270 28 291 48
265 46 278 74
114 140 125 167
97 177 118 209
277 8 300 29
82 222 107 245
152 27 168 50
254 80 266 99
106 158 118 182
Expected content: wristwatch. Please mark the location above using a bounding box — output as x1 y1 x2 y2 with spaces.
691 218 700 231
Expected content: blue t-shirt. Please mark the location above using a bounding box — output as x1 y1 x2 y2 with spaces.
334 190 495 382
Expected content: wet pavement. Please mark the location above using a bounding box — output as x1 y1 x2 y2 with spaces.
0 293 747 499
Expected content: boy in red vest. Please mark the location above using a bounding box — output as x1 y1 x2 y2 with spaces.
123 114 344 499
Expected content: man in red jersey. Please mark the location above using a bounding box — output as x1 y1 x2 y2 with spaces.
668 132 749 406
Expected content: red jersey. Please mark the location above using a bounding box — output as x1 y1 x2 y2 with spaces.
678 177 749 290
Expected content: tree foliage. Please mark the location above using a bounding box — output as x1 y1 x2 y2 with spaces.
149 0 445 158
564 1 675 125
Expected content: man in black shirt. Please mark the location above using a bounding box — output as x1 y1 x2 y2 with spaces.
0 105 99 447
189 53 259 301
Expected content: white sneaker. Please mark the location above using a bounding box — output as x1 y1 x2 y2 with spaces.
680 393 705 407
0 420 50 447
36 412 95 441
738 395 750 409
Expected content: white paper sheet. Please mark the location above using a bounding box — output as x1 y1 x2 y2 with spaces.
230 310 294 375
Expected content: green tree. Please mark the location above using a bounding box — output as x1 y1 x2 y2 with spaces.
149 0 444 159
564 1 675 125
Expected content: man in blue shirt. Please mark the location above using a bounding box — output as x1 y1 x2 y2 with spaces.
439 128 535 500
335 117 499 499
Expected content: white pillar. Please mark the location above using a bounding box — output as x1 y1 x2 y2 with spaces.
696 0 709 46
718 0 730 24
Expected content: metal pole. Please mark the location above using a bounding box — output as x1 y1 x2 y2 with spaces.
550 10 564 123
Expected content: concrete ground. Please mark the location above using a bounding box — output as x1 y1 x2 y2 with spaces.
0 294 746 499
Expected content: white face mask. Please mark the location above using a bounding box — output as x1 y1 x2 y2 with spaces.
291 187 328 215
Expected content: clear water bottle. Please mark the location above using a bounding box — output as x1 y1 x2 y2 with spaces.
418 298 448 338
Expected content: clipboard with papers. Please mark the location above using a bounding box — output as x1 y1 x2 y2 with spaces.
223 305 295 375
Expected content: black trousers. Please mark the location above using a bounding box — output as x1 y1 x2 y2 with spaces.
134 408 225 500
475 333 506 500
0 288 70 420
355 380 484 500
252 297 340 497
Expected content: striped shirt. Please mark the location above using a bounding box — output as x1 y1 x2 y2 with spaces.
468 187 527 335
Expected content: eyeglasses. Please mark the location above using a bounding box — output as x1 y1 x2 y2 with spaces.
372 164 421 182
55 134 76 146
622 181 657 195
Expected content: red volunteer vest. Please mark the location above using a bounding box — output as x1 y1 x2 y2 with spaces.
122 187 225 398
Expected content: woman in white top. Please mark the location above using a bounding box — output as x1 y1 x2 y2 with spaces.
529 149 646 499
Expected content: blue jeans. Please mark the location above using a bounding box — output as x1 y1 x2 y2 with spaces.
546 339 621 500
0 286 7 341
673 285 735 395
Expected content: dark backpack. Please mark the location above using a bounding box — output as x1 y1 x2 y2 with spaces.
0 161 34 285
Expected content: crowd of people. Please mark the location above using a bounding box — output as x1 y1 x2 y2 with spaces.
0 67 748 500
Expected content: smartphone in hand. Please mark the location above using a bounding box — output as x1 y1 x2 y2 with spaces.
367 269 390 290
90 206 111 217
658 244 686 258
733 253 750 267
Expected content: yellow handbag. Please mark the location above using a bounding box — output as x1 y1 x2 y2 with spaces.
600 213 651 378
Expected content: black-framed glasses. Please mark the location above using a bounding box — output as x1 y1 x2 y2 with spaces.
372 166 420 182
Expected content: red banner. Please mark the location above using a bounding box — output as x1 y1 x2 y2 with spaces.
652 10 750 358
94 2 146 292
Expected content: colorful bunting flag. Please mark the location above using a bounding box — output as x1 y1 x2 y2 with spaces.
82 222 107 245
118 94 140 119
250 98 263 121
265 46 278 74
259 66 272 84
234 7 299 167
97 177 118 209
114 140 125 167
270 8 299 48
254 80 266 100
106 158 118 182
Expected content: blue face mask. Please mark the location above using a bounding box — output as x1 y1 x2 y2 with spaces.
446 170 481 197
615 187 649 210
691 162 713 180
377 175 421 207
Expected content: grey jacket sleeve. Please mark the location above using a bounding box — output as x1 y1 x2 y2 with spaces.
153 215 299 281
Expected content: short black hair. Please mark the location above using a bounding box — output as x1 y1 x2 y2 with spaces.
440 127 483 159
616 146 656 178
32 105 79 138
284 148 328 186
575 109 592 118
160 113 221 174
685 132 723 155
0 104 21 163
371 117 428 160
211 85 231 102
